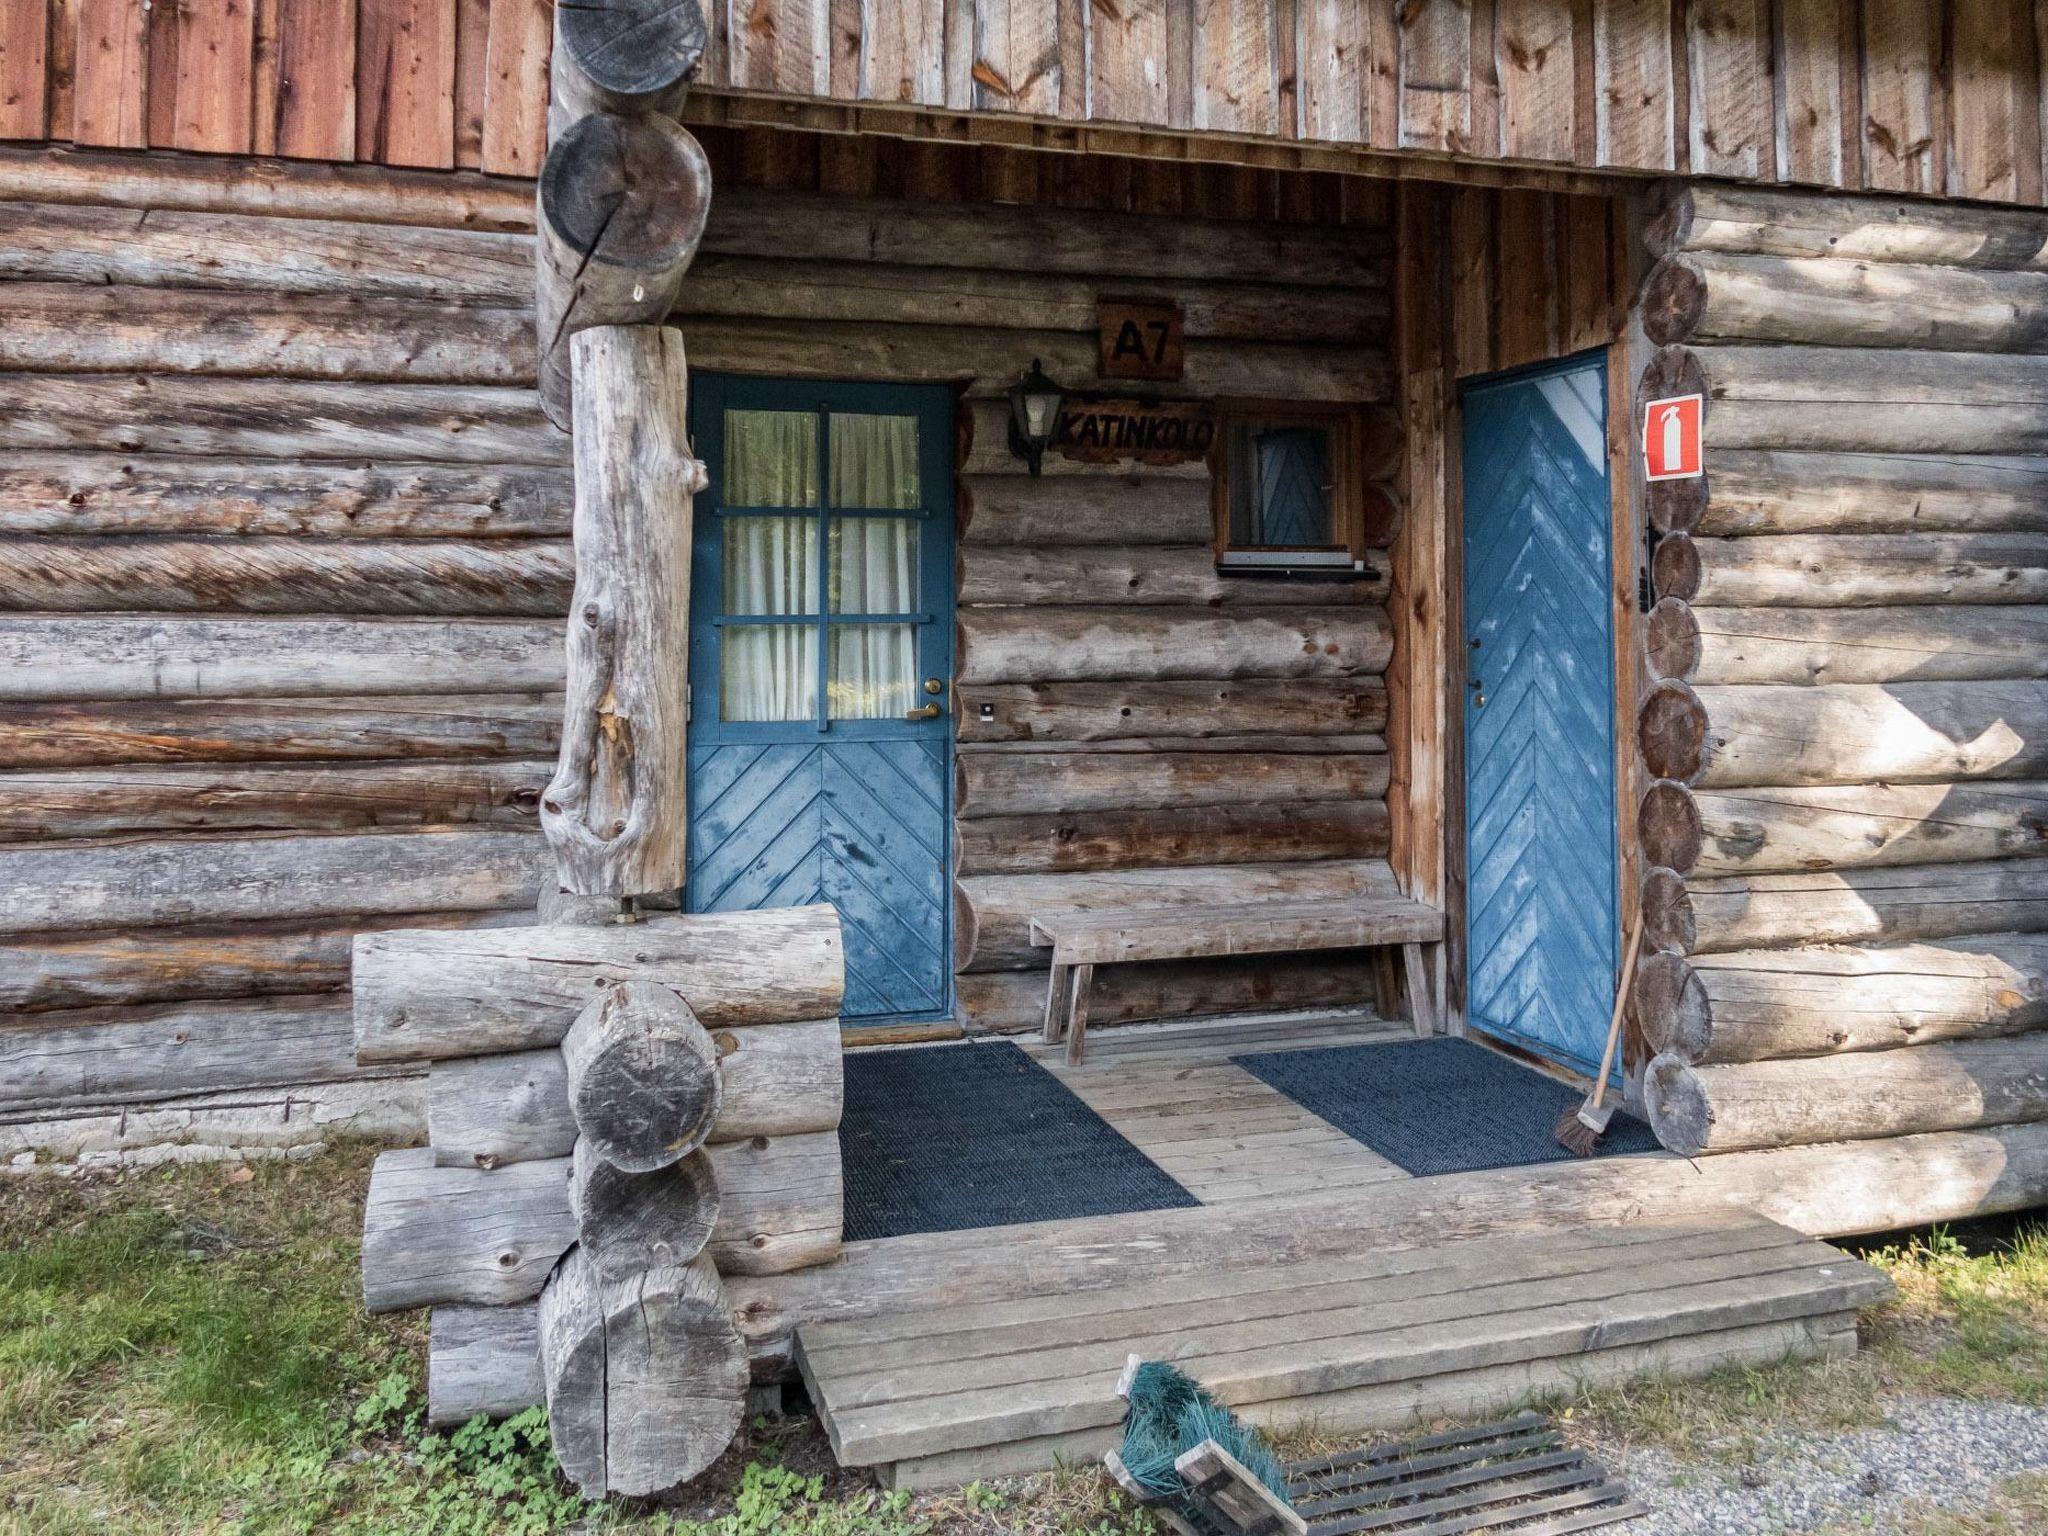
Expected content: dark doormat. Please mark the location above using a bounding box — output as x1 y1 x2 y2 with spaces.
1232 1036 1662 1177
839 1039 1200 1241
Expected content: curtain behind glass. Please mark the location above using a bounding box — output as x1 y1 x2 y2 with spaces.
827 414 921 719
722 410 820 722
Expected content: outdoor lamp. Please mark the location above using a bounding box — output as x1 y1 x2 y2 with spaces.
1008 358 1065 476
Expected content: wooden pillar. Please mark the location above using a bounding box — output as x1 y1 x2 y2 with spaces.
540 325 703 897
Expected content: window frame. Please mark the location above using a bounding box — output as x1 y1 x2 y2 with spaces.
1208 398 1369 569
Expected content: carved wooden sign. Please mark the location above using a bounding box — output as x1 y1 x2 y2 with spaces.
1097 298 1185 380
1054 398 1215 466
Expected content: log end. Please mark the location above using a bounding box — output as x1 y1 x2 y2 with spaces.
1641 256 1708 347
1639 779 1704 874
564 982 724 1172
1635 950 1711 1062
1640 865 1697 956
574 1140 724 1278
1645 597 1701 682
1650 533 1702 604
1643 184 1696 262
1638 345 1708 408
539 113 713 274
556 0 710 100
1637 681 1708 784
1644 1052 1712 1157
1647 474 1709 537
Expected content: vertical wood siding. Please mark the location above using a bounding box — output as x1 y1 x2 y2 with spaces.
5 2 2048 203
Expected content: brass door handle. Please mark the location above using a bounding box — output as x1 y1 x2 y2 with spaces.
904 702 943 720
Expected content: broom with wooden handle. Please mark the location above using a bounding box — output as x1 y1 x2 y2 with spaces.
1554 908 1646 1157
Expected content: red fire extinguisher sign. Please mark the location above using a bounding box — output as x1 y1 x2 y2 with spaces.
1643 393 1704 481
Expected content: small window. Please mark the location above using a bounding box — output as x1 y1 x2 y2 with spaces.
1213 403 1364 572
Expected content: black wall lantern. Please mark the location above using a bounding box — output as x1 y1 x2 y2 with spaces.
1007 358 1065 476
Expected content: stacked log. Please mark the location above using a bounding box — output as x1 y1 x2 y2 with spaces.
358 903 847 1487
1632 183 2048 1156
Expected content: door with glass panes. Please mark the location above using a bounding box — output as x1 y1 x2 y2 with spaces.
685 377 954 1025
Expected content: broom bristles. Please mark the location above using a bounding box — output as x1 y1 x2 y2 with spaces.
1116 1360 1291 1504
1552 1104 1604 1157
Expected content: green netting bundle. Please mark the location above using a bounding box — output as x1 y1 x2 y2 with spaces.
1116 1359 1292 1507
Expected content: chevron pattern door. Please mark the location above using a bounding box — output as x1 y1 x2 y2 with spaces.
685 376 955 1025
1459 355 1617 1075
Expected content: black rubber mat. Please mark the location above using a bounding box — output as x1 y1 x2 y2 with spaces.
839 1039 1200 1241
1233 1036 1662 1177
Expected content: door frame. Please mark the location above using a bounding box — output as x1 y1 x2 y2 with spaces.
683 371 958 1026
1450 348 1623 1077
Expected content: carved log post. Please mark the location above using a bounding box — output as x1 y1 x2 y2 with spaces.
537 1247 747 1498
540 325 704 896
534 115 711 427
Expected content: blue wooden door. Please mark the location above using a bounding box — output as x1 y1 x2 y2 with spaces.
1460 354 1617 1075
686 376 955 1025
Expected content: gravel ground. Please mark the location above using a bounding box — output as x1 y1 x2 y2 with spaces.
1593 1398 2048 1534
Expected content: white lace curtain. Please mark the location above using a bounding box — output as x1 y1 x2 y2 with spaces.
721 410 920 723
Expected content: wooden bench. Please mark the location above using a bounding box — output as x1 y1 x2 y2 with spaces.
1028 895 1448 1064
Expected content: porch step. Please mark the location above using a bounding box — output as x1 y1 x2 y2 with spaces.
793 1208 1892 1489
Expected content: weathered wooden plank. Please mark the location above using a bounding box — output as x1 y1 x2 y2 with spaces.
1089 0 1172 126
957 607 1391 685
1858 0 1942 195
1033 896 1443 965
955 953 1380 1034
957 857 1404 971
858 0 944 104
1192 0 1277 137
0 451 567 538
0 828 548 936
161 0 254 153
957 678 1386 744
0 201 530 299
970 0 1060 115
1593 0 1673 170
0 374 563 464
1298 0 1364 144
0 616 562 701
0 759 547 840
356 0 458 168
71 0 148 147
351 906 845 1064
1495 0 1575 162
1946 0 2030 204
1775 0 1845 185
1683 0 1768 179
478 0 549 175
1394 0 1469 153
0 0 49 139
262 0 358 160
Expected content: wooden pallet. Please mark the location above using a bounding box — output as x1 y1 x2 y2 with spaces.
793 1209 1891 1489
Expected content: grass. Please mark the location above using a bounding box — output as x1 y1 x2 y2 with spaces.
1555 1222 2048 1466
2 1149 2044 1534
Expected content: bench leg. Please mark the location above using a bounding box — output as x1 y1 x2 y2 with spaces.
1064 964 1095 1066
1370 949 1401 1022
1042 962 1072 1045
1401 943 1436 1038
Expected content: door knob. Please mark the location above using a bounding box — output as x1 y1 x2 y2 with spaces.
904 702 943 720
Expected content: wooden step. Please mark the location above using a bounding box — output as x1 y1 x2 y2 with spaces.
793 1208 1891 1489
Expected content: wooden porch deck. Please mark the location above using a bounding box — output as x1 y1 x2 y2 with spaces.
760 1014 1893 1488
1017 1011 1414 1205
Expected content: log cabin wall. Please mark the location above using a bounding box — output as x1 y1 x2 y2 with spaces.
1631 184 2048 1157
681 132 1405 1036
0 146 564 1165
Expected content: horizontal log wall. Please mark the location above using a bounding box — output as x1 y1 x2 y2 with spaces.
1634 182 2048 1155
0 149 567 1160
